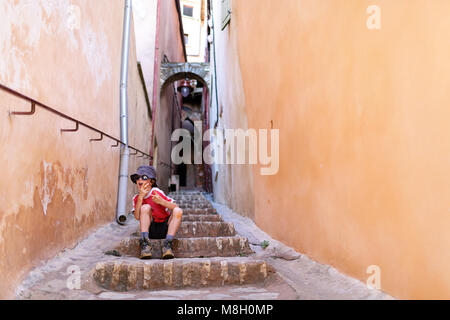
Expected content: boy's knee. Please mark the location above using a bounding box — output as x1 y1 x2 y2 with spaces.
141 205 152 215
174 207 183 220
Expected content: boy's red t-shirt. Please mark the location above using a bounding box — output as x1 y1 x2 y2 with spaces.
133 188 175 223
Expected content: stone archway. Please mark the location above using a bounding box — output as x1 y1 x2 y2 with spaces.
160 63 210 92
160 62 212 193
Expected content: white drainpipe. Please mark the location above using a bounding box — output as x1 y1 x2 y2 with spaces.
116 0 133 224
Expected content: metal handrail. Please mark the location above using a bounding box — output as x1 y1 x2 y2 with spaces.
1 82 151 159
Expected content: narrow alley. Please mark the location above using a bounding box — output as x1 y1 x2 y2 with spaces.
16 191 389 300
1 0 450 303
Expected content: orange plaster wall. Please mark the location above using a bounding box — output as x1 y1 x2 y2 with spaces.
232 0 450 299
0 0 151 299
210 0 255 219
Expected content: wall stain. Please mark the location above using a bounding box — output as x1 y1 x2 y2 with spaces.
39 160 57 216
0 161 113 299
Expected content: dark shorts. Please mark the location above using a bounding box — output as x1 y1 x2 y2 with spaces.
149 220 169 239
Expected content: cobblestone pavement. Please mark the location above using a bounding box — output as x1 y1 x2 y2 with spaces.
16 192 393 300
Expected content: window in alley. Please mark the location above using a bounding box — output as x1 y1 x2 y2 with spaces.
183 5 194 17
184 33 190 45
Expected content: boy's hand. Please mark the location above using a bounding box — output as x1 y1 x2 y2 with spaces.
138 181 151 198
151 193 164 205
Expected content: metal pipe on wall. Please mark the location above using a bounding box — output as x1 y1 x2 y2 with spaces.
116 0 133 225
209 0 220 129
150 0 161 163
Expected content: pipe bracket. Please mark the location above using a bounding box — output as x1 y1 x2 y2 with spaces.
11 101 36 116
90 133 104 142
61 121 80 133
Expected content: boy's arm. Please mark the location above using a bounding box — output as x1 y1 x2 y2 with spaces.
161 198 177 211
134 182 151 220
134 196 144 220
152 193 177 211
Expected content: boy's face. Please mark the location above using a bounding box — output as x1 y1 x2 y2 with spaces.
137 177 156 191
137 178 148 189
136 175 150 189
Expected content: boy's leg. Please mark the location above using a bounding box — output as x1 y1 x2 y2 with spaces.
162 207 183 259
139 205 153 259
140 205 152 237
167 207 183 237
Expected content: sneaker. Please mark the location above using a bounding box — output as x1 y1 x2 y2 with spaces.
139 238 152 259
162 240 174 260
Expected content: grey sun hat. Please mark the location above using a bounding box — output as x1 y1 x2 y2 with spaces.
130 165 157 184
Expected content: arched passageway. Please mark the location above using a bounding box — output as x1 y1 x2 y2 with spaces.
157 63 212 193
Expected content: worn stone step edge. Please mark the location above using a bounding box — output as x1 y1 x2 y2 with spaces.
179 208 217 215
175 198 207 200
133 222 236 238
171 193 204 195
116 236 254 259
178 222 236 237
92 258 274 292
178 205 214 210
181 214 223 222
177 203 213 208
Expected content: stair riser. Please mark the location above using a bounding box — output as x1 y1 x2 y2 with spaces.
181 208 217 215
169 193 203 197
181 215 223 222
116 237 253 259
178 204 214 210
177 222 236 238
172 197 206 201
177 202 208 206
134 222 235 238
93 260 271 292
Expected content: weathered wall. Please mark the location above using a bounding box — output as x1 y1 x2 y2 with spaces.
0 0 151 299
219 0 450 299
133 0 158 100
153 0 186 191
127 13 154 207
210 0 255 219
181 0 208 62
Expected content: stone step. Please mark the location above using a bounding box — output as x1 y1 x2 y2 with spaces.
177 222 236 238
174 198 210 204
169 191 203 193
171 196 205 201
134 222 235 238
176 201 208 205
169 192 203 196
175 202 214 210
171 196 206 201
181 208 217 215
115 236 253 259
92 257 274 292
182 214 223 222
176 200 210 205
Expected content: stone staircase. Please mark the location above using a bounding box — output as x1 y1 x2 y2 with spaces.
91 191 275 292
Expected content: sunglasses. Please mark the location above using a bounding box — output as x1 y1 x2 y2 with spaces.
131 174 154 184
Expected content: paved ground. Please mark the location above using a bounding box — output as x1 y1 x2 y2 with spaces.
15 194 393 300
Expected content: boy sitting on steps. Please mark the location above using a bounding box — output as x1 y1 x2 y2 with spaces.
131 166 183 260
